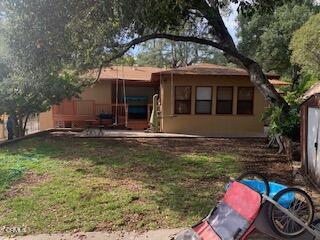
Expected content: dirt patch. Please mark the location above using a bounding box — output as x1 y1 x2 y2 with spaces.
4 172 50 198
47 132 295 184
128 137 294 184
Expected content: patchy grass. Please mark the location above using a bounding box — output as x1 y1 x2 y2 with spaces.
0 134 284 234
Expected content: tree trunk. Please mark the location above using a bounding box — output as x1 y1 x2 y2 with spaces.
23 113 30 134
243 60 290 113
11 113 27 138
18 116 25 137
291 65 301 91
106 2 291 114
11 113 18 139
195 2 290 113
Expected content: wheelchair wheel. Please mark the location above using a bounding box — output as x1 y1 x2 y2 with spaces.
236 171 270 196
268 187 314 238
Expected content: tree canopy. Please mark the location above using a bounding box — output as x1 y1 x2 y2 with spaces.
1 0 295 111
136 40 229 68
237 1 317 77
0 20 81 137
290 13 320 77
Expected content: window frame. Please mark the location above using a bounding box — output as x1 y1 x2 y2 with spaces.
216 86 234 115
174 86 192 115
195 86 213 115
237 87 254 115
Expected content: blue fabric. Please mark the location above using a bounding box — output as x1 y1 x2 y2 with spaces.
125 96 148 102
240 180 267 194
240 180 294 208
128 106 147 114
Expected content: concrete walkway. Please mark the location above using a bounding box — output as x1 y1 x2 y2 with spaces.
1 229 180 240
0 229 273 240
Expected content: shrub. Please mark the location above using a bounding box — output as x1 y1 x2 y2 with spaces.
263 91 301 141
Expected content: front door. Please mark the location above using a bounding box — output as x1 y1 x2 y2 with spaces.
307 107 320 183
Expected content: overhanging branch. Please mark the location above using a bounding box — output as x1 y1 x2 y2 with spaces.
93 64 103 84
101 33 245 66
98 32 289 110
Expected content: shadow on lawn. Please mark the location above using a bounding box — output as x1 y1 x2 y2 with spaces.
0 169 25 196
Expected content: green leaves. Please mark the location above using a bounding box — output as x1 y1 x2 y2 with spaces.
263 91 301 140
238 1 316 76
136 39 228 68
0 0 306 128
290 13 320 77
0 1 82 134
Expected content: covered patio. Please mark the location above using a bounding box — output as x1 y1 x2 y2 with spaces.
52 66 161 130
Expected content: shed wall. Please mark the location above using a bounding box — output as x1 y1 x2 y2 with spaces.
301 94 320 187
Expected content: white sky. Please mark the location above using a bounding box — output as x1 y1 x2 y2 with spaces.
222 4 238 43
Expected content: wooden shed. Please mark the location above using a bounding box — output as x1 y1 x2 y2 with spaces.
301 82 320 186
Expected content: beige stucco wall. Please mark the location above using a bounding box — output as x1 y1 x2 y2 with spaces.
39 81 112 130
39 76 268 136
80 80 112 104
39 109 54 130
160 75 268 137
0 124 6 139
0 115 8 139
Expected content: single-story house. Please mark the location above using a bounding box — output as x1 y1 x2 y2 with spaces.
39 64 290 137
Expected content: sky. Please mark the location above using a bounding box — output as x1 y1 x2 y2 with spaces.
223 4 239 43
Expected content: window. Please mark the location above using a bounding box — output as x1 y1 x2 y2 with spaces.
216 87 233 114
175 86 192 114
196 87 212 114
237 87 254 115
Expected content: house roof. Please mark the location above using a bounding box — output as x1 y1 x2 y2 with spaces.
152 63 280 79
99 66 164 81
95 64 287 86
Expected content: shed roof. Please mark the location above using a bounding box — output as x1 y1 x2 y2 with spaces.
302 82 320 101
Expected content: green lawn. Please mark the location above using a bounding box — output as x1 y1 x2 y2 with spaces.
0 135 243 234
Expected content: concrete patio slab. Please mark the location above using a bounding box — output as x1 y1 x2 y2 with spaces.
75 129 265 138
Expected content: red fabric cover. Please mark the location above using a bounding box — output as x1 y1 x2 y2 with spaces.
193 221 221 240
223 181 261 222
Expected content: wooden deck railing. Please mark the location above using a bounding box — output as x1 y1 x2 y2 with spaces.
52 100 128 127
52 100 153 128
